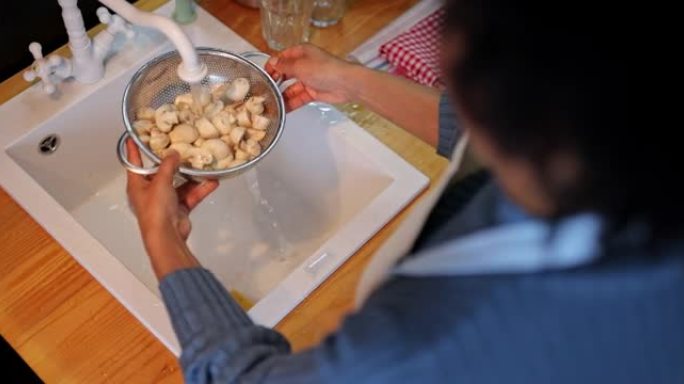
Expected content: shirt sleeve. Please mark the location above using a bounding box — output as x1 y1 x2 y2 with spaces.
436 93 463 159
160 268 322 383
159 268 449 384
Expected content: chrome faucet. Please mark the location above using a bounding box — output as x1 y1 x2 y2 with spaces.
25 0 207 95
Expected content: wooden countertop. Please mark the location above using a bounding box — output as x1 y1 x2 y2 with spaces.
0 0 447 382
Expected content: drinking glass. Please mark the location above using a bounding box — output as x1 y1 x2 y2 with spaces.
311 0 346 28
260 0 315 51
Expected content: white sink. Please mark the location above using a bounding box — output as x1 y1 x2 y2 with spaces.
0 4 428 355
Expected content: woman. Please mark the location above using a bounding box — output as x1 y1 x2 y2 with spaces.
125 0 682 382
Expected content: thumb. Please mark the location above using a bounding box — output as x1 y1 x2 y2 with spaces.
156 150 181 186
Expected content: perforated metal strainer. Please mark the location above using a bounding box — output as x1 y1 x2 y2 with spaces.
116 48 286 179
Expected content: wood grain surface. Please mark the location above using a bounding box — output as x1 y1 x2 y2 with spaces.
0 0 450 382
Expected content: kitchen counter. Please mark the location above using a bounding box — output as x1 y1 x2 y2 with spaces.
0 0 447 382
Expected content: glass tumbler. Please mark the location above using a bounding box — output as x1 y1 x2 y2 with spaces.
260 0 315 51
311 0 346 28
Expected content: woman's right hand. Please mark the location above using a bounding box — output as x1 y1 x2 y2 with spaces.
266 44 359 110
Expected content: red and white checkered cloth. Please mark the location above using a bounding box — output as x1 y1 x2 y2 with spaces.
379 7 445 88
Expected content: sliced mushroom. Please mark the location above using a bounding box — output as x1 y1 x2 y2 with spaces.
162 142 194 160
194 88 212 108
246 128 267 142
204 100 225 118
235 148 250 161
133 119 155 135
251 114 270 131
225 78 250 102
174 93 194 110
240 139 262 158
169 124 199 144
201 139 232 161
211 111 236 135
187 147 214 170
213 156 236 170
211 83 228 102
149 130 170 151
154 104 179 132
228 159 248 167
195 117 220 139
229 126 246 146
245 96 266 115
236 108 251 127
178 108 196 125
137 107 156 121
224 103 238 115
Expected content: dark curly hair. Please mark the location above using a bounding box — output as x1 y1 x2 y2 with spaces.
444 0 678 238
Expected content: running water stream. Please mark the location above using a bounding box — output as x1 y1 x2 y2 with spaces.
244 169 292 259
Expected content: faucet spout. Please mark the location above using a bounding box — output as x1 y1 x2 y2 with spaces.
57 0 104 83
98 0 207 83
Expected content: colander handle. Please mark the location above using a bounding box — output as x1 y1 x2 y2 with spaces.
240 51 285 87
116 132 160 176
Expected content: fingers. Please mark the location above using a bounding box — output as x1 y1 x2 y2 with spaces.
265 59 283 82
283 81 307 98
126 138 144 166
126 138 147 191
178 179 219 211
155 150 181 187
283 82 315 110
267 45 309 81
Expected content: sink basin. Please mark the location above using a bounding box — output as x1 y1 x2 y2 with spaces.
0 4 428 355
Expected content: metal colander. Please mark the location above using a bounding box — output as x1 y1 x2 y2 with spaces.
117 47 286 179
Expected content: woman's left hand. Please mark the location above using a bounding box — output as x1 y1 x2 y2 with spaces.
125 139 218 277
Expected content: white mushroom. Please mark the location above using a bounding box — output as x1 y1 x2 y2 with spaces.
204 100 225 118
236 108 251 127
187 147 214 169
194 88 212 108
174 93 194 110
245 96 266 115
195 117 220 139
240 139 262 158
161 142 194 159
178 109 196 125
225 78 250 102
251 114 270 131
137 107 156 121
201 139 232 161
224 103 238 115
246 128 266 142
211 83 228 102
214 157 236 170
169 124 199 144
229 126 246 146
154 104 179 132
149 130 170 151
228 159 248 167
235 148 250 161
211 111 236 135
133 119 155 135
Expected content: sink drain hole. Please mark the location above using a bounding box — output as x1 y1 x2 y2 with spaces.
38 134 60 155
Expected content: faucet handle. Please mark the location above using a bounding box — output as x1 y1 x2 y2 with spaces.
24 42 56 94
28 42 45 61
97 7 135 39
23 42 72 95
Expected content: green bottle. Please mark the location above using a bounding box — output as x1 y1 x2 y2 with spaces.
173 0 197 24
